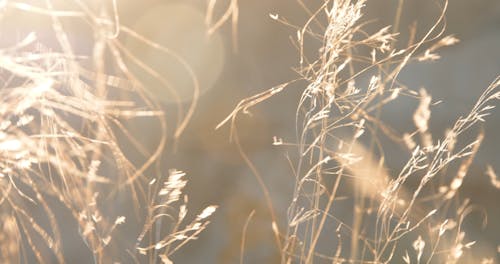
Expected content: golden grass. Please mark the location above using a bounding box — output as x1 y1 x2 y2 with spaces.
0 0 499 263
218 0 500 263
0 1 215 263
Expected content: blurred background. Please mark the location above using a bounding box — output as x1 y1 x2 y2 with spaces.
1 0 499 263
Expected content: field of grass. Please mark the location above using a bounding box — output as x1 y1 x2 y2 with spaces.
0 0 498 263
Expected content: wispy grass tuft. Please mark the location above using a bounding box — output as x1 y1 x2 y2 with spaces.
0 1 215 263
218 0 500 263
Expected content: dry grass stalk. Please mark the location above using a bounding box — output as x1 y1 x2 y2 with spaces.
0 1 215 263
219 0 499 263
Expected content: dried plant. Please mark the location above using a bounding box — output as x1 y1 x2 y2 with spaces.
206 0 239 52
219 0 499 263
0 1 215 263
2 0 498 263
